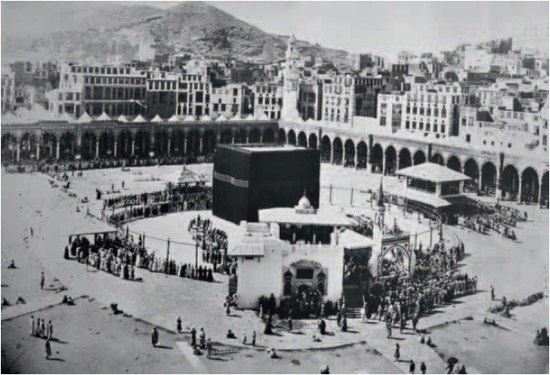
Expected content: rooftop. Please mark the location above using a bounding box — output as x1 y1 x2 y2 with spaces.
259 206 354 227
397 162 471 183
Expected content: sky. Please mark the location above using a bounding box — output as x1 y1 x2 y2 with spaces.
2 1 548 58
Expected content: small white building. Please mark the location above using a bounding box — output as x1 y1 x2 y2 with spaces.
229 194 364 309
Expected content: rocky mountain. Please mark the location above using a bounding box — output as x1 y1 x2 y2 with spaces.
2 1 351 66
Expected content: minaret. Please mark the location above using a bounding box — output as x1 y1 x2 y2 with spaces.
281 35 301 121
374 178 386 232
369 177 386 278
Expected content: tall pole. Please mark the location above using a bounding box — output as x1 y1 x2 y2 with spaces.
165 238 171 274
195 229 199 269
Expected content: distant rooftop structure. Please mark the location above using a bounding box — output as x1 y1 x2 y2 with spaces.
397 163 471 183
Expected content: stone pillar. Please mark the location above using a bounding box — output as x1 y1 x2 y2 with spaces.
495 168 502 198
231 132 236 144
149 133 155 158
56 140 60 160
539 175 544 205
330 146 334 165
478 174 483 192
518 174 523 203
183 135 188 155
396 154 400 171
75 134 82 160
95 139 100 159
113 137 118 158
354 150 359 170
260 134 263 144
382 152 386 175
199 133 204 155
16 142 21 162
167 138 171 156
36 143 40 160
131 140 135 156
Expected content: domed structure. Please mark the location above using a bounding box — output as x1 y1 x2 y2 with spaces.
295 190 316 214
298 193 312 209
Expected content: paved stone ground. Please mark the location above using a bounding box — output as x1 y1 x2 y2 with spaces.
2 167 548 373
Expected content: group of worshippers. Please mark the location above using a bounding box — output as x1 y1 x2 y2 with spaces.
66 232 216 283
455 199 524 240
188 215 230 273
367 242 477 337
30 315 55 359
104 184 212 226
67 234 140 281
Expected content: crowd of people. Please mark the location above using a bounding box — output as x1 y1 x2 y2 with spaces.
455 199 525 240
104 185 212 225
364 241 475 332
65 231 216 283
188 215 232 274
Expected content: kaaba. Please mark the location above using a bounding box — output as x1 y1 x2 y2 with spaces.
213 144 320 224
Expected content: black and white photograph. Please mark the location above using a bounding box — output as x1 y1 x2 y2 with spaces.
1 1 549 373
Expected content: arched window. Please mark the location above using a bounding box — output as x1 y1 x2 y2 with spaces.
317 271 327 295
284 270 293 296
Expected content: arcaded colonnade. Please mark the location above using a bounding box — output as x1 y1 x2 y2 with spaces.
279 121 549 206
1 120 279 162
2 118 548 206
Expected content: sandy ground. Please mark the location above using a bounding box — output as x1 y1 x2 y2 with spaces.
2 165 549 373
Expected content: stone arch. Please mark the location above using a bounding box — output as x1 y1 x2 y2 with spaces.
431 153 444 166
134 130 151 158
203 130 216 155
98 131 115 158
521 167 539 204
234 129 247 144
332 137 343 165
344 139 356 167
172 130 186 155
463 158 479 192
1 133 18 162
541 171 549 208
308 133 318 149
446 155 462 172
20 132 37 160
384 146 397 175
249 128 261 143
320 135 331 163
117 130 133 158
220 129 233 144
59 132 76 160
297 131 308 147
278 128 287 145
481 161 497 195
413 150 426 166
263 128 275 144
187 130 201 156
155 130 170 157
357 141 367 170
398 148 412 170
81 132 96 159
287 129 297 146
370 143 383 173
501 165 520 200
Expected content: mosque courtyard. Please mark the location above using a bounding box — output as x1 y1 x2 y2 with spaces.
1 164 548 373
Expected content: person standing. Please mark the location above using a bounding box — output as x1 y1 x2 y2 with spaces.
30 316 35 337
409 360 416 374
490 285 495 301
206 338 212 359
420 362 427 374
190 327 197 347
177 317 182 333
251 331 256 347
40 272 45 290
199 328 206 349
45 339 52 359
151 327 159 347
47 320 53 340
40 319 46 339
394 343 400 362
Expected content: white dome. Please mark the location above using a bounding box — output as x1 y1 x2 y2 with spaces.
297 194 312 209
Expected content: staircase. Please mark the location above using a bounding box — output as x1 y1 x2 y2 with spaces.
343 284 364 318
